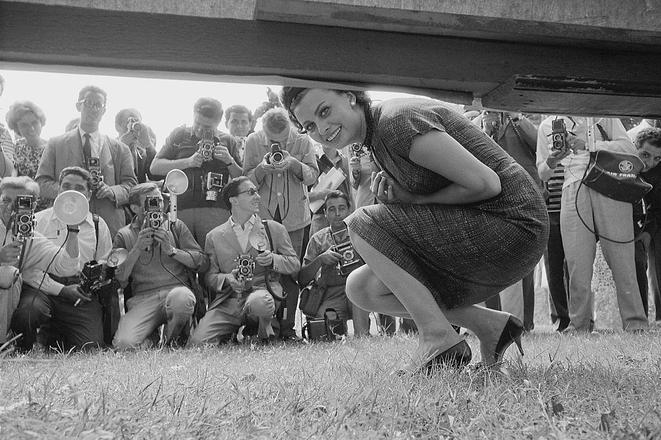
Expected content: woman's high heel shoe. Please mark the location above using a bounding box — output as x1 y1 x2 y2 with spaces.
396 340 472 376
493 315 525 363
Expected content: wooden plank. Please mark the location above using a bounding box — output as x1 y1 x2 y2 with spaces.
2 2 661 115
254 0 661 50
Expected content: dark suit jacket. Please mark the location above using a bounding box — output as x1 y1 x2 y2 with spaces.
36 129 137 236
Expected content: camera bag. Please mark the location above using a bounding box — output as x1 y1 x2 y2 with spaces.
298 279 327 317
580 124 652 204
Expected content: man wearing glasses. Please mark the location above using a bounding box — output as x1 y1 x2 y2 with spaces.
35 86 137 236
189 176 300 345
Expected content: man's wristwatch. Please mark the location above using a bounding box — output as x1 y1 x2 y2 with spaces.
67 226 80 233
167 248 177 257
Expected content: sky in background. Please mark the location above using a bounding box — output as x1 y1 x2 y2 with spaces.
0 68 451 149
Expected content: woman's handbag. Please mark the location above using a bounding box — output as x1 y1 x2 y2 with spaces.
581 150 652 203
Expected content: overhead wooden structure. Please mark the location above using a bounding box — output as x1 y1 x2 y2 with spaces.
1 0 661 116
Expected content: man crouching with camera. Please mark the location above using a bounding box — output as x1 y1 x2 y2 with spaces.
112 183 208 349
0 177 80 349
11 167 113 351
299 191 365 338
189 176 300 345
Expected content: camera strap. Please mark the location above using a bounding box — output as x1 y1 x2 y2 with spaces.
93 214 99 260
260 220 286 301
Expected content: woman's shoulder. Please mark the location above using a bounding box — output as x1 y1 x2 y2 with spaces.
373 98 462 132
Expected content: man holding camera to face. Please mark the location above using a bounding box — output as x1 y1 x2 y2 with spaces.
35 86 137 237
112 183 208 349
150 98 242 247
115 108 159 184
11 167 113 351
0 177 80 348
189 177 300 345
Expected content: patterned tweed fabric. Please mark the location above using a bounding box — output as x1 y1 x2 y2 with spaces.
344 98 549 309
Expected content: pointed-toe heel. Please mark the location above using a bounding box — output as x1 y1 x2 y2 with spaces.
494 315 525 363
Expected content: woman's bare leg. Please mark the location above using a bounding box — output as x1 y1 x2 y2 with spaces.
347 232 462 362
348 232 516 364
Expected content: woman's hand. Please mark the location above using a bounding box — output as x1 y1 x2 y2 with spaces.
370 171 416 204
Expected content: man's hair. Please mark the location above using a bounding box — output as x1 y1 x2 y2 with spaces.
323 190 351 211
115 108 141 132
78 85 107 104
221 176 251 207
0 176 40 198
280 88 371 132
5 100 47 134
58 166 93 190
129 182 159 207
634 127 661 150
194 97 223 121
262 107 291 137
224 104 253 122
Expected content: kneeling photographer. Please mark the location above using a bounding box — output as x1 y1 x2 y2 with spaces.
112 182 208 349
189 177 300 345
2 176 81 350
299 191 367 339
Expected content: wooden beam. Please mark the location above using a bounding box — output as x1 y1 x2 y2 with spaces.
2 1 661 115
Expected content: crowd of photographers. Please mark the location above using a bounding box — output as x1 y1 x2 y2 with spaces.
0 72 660 352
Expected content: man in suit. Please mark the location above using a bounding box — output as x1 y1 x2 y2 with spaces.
189 176 300 345
35 86 137 236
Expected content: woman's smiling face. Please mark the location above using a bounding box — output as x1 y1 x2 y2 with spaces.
292 89 364 148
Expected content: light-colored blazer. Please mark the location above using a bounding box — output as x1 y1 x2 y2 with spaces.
204 216 300 303
35 129 137 236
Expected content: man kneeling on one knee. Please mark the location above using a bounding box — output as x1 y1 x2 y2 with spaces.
190 176 300 345
113 183 208 349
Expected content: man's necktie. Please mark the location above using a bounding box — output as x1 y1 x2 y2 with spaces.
83 133 91 167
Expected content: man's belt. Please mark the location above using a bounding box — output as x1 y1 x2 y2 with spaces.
48 273 80 286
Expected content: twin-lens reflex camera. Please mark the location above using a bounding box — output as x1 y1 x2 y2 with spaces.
235 255 255 282
331 229 363 276
126 116 142 134
350 143 368 158
143 196 164 230
197 130 217 162
87 157 103 190
267 143 285 166
12 195 36 242
551 119 569 152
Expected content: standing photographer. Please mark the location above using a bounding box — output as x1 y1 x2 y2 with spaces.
243 107 319 341
112 183 208 349
189 177 300 345
0 177 80 348
115 108 159 184
11 168 112 351
150 98 242 247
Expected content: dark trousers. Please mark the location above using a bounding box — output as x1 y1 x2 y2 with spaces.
635 238 649 317
11 285 104 351
637 223 661 320
522 270 535 331
545 212 570 325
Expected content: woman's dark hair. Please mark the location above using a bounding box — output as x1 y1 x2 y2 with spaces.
222 176 251 207
280 88 371 133
634 127 661 150
323 190 351 211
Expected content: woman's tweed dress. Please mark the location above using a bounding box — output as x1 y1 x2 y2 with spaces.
344 99 549 309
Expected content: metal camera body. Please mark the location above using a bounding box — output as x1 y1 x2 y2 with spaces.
551 119 569 152
126 117 142 134
205 172 224 202
268 143 285 166
13 195 36 242
197 131 217 162
235 254 256 282
80 260 105 295
87 157 104 190
350 143 367 158
333 241 363 276
143 196 164 230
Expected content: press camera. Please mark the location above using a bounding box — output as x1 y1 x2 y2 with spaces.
235 254 255 282
80 258 121 297
205 172 224 201
331 230 363 276
350 143 368 158
87 157 103 189
304 309 347 341
12 195 35 242
143 196 164 230
551 119 568 152
268 143 284 166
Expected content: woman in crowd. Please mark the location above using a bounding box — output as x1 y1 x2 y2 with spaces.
282 88 549 371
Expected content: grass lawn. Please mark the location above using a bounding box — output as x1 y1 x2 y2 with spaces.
1 327 660 440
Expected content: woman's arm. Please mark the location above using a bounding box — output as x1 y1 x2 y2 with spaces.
405 131 501 204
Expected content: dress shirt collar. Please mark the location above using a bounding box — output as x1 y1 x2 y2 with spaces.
230 214 256 231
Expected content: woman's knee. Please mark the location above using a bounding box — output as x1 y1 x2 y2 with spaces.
165 287 196 316
346 265 380 307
